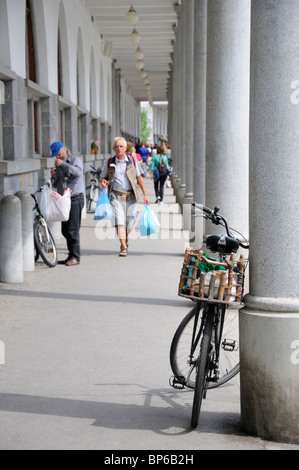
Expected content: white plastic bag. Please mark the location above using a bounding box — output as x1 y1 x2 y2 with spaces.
39 184 51 219
47 189 72 222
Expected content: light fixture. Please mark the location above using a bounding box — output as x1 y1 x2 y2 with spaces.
134 47 144 60
139 70 147 79
136 60 144 70
126 5 139 25
130 28 140 44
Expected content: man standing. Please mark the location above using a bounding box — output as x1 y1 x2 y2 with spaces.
100 137 149 257
50 142 85 266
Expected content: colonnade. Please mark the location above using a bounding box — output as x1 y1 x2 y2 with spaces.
168 0 299 444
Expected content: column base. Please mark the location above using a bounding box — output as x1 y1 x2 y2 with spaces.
240 306 299 444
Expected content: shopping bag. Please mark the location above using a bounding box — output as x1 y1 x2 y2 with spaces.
94 189 113 220
139 205 160 237
47 188 72 222
39 183 51 219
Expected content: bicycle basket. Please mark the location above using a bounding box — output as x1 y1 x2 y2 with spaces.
178 249 245 304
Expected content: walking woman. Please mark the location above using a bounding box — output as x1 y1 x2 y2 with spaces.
150 145 170 204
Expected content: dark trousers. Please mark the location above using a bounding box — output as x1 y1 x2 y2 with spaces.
154 175 167 201
62 194 84 261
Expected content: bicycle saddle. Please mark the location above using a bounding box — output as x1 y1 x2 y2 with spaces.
206 234 239 255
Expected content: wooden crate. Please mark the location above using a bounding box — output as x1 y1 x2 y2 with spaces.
178 249 245 304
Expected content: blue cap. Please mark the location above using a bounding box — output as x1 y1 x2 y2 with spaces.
50 142 64 157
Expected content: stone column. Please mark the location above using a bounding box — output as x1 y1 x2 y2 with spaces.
80 114 91 155
114 68 121 138
193 0 207 207
205 0 250 236
3 77 27 160
240 0 299 444
191 0 207 248
65 106 78 155
170 19 180 186
0 195 23 283
15 191 35 272
172 5 182 195
177 1 187 206
41 96 59 158
183 0 194 210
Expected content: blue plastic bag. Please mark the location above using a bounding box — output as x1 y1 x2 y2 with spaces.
94 189 113 220
139 205 160 237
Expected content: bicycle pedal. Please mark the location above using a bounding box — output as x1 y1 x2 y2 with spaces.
222 339 238 352
169 376 186 390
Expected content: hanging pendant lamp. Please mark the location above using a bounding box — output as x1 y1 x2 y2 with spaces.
130 28 140 44
126 5 139 25
134 47 144 60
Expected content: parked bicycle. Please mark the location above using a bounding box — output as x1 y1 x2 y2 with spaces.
170 203 249 429
86 165 101 213
31 185 58 268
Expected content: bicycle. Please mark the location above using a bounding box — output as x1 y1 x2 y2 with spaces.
86 165 101 213
31 186 58 268
169 203 249 429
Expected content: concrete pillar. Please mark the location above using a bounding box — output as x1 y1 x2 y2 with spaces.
0 195 24 283
65 106 78 155
0 80 5 105
170 17 180 186
205 0 250 236
191 0 207 249
15 191 35 272
177 1 187 206
183 0 194 213
193 0 207 207
240 0 299 444
3 77 28 161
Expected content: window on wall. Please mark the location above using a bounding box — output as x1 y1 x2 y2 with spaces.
77 116 81 154
58 30 62 97
34 101 39 153
27 97 40 157
59 109 65 143
26 0 37 83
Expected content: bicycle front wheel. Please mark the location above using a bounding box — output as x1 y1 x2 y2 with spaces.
170 303 240 389
34 219 58 268
191 311 214 428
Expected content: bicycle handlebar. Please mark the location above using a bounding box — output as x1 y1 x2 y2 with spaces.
192 202 249 249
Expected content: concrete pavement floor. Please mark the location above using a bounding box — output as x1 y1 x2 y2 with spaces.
0 206 298 450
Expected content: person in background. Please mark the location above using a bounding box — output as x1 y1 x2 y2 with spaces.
50 142 85 266
150 145 170 204
131 146 142 163
138 143 150 177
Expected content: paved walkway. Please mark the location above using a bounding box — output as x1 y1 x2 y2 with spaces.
0 180 298 450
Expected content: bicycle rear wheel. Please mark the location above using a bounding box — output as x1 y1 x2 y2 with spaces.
86 185 100 212
34 219 58 267
191 311 214 428
170 302 240 389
